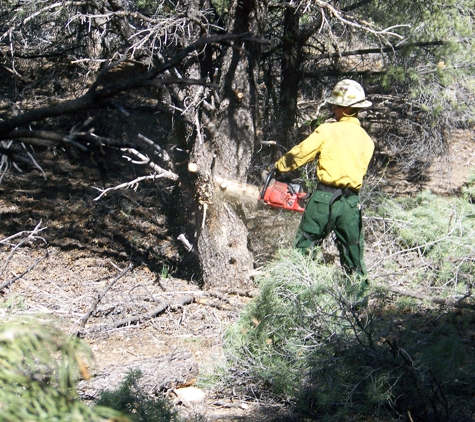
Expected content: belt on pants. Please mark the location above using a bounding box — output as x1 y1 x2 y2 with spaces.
316 182 358 197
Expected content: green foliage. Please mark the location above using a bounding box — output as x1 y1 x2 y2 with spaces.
211 0 231 16
0 317 126 422
461 168 475 202
96 370 183 422
298 162 319 192
160 264 171 279
377 190 475 287
224 249 367 397
223 245 475 420
0 293 26 311
305 115 327 131
135 0 156 8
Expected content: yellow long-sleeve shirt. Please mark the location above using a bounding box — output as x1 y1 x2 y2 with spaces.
275 116 374 191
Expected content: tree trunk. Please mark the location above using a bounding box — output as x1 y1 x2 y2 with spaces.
277 3 323 149
278 2 302 149
189 0 262 291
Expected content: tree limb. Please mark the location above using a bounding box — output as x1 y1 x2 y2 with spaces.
93 174 177 201
121 147 179 179
0 33 254 136
0 222 47 277
306 40 449 60
386 286 475 310
0 251 49 292
78 262 133 330
89 295 194 332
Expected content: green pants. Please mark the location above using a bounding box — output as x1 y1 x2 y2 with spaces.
294 190 367 275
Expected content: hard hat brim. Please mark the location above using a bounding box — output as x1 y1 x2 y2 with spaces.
325 98 372 108
350 99 372 108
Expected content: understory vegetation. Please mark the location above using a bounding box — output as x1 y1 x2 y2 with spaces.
2 180 475 420
222 189 475 421
2 188 475 420
1 0 475 420
0 317 201 421
96 370 194 422
0 317 125 421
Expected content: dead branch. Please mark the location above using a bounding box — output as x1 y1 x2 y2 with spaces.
137 133 175 171
307 40 449 61
0 250 49 292
0 33 254 136
88 294 194 332
214 288 258 297
208 290 231 303
177 234 194 252
195 297 233 310
92 174 176 201
0 221 47 277
368 228 456 271
121 147 179 180
78 263 133 330
78 350 198 396
0 224 45 246
386 286 475 310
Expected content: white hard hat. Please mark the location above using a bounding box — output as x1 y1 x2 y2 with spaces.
326 79 372 108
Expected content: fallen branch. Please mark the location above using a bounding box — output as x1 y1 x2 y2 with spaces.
0 225 46 246
0 221 47 277
195 297 233 310
78 263 133 330
89 295 194 332
386 286 475 310
368 228 456 271
214 288 257 297
121 147 179 180
92 146 179 200
137 133 175 171
0 250 49 292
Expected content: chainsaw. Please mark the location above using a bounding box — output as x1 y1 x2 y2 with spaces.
259 168 307 212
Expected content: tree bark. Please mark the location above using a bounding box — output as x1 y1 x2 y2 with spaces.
277 3 323 148
188 0 263 291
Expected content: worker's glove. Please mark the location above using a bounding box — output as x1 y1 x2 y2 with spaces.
261 163 278 183
269 163 280 176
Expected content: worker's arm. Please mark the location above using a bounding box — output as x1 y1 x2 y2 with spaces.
275 130 323 173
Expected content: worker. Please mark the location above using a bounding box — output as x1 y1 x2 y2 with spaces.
273 79 374 276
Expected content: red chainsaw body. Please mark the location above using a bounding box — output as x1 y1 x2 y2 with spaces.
260 179 306 212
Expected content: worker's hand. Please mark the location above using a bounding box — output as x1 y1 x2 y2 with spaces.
261 163 279 183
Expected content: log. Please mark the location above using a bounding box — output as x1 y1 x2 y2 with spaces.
387 286 475 310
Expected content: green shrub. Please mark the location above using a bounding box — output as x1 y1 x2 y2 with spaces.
224 249 367 396
96 370 183 422
0 317 126 421
461 168 475 202
224 246 475 421
376 190 475 288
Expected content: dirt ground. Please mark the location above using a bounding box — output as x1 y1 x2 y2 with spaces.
0 132 474 421
0 148 301 421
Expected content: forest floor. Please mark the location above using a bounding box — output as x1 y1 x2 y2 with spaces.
0 132 474 421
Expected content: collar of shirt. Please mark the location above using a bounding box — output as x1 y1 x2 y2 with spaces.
338 116 361 125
